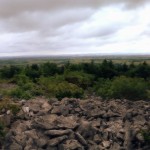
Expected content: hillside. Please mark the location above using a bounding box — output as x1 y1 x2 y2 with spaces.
0 59 150 149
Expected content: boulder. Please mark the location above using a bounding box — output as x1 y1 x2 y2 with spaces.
75 132 87 146
0 114 11 126
33 115 78 130
45 129 72 136
60 140 84 150
48 135 68 146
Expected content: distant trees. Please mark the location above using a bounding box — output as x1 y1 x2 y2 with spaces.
0 59 150 100
0 65 21 78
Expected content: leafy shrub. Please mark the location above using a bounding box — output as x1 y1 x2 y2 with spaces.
55 82 84 99
95 78 112 99
39 76 84 99
95 76 148 100
0 65 21 79
9 87 32 100
7 104 20 115
13 74 30 86
64 71 94 89
0 98 20 115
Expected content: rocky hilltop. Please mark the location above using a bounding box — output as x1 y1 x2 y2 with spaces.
2 97 150 150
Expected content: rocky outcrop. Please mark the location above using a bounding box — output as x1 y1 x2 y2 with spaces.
3 97 150 150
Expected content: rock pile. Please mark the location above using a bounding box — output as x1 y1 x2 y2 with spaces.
4 97 150 150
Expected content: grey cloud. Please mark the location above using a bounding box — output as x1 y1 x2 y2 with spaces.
0 0 149 18
0 0 150 56
0 8 94 34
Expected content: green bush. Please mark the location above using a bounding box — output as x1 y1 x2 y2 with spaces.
13 74 30 86
39 76 84 99
7 104 20 115
55 82 84 99
95 76 148 100
64 71 94 89
95 78 112 99
9 87 32 100
0 98 20 115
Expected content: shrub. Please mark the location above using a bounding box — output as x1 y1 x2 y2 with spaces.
39 76 84 99
95 76 148 100
13 74 30 85
9 87 32 100
95 78 112 99
55 82 84 99
64 71 94 89
0 98 20 115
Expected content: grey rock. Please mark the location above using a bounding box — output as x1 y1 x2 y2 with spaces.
75 132 87 146
48 135 68 146
45 129 72 136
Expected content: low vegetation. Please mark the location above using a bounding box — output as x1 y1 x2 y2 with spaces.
0 60 150 100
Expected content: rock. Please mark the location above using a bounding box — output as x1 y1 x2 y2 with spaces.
22 106 29 113
0 114 11 126
136 133 144 142
9 142 22 150
36 138 47 148
133 115 146 126
77 119 96 139
3 98 150 150
51 106 62 114
116 132 124 141
124 112 133 122
1 108 6 113
41 101 52 111
19 99 26 105
33 114 78 130
75 132 88 146
102 141 111 148
60 140 84 150
48 98 58 105
111 142 121 150
6 110 11 115
93 134 102 144
45 129 72 136
48 135 68 146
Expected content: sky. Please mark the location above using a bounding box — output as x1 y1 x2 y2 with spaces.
0 0 150 57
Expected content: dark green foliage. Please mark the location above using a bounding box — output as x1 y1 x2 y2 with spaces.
95 78 112 99
25 64 41 81
10 87 32 100
0 122 5 148
140 130 150 145
0 65 21 79
41 62 59 76
55 82 84 100
95 76 148 100
64 71 94 89
0 59 150 100
0 123 5 138
39 76 84 99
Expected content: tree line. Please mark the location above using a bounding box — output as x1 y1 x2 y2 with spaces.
0 60 150 100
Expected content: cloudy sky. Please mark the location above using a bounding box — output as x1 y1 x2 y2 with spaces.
0 0 150 57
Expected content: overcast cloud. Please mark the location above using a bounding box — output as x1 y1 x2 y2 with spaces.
0 0 150 57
